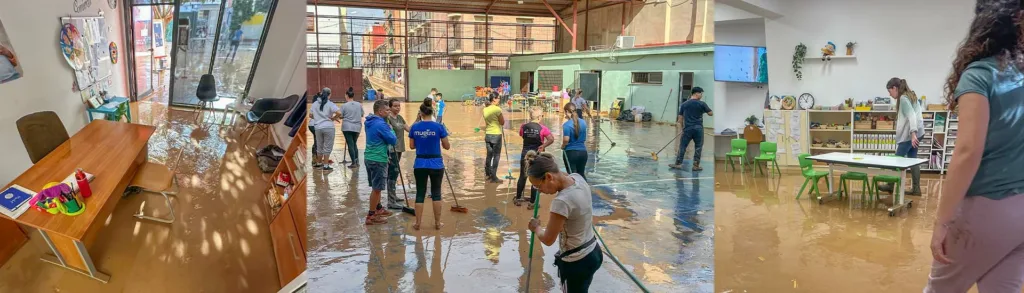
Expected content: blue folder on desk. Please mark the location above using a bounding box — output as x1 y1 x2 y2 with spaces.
0 185 34 218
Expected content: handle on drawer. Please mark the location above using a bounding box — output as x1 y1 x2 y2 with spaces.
288 233 300 260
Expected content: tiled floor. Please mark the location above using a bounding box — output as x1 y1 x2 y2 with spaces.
0 102 283 293
305 103 715 292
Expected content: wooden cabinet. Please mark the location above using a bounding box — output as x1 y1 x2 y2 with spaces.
265 117 308 289
0 220 27 266
269 203 305 286
762 110 809 166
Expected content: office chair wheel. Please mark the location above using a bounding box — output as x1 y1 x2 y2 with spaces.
123 186 143 198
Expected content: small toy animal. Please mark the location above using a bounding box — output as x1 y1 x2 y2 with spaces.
822 41 837 56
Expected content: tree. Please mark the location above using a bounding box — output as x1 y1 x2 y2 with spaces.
229 0 255 32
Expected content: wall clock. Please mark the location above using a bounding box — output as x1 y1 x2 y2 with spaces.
798 93 815 110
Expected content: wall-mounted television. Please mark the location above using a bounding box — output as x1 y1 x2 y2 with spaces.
714 45 768 83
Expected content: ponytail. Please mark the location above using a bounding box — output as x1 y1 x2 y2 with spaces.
563 103 580 139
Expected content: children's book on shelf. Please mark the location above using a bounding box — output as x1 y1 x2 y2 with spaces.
0 185 35 219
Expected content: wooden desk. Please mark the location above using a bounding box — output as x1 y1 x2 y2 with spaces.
0 120 155 282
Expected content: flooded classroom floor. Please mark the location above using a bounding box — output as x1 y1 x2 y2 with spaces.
714 165 950 292
306 103 715 292
0 102 282 293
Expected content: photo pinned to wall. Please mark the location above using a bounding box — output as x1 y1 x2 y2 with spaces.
61 23 86 70
0 17 24 85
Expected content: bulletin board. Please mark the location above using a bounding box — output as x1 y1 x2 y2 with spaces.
60 16 112 92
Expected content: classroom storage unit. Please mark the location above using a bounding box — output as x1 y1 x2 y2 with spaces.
762 110 809 166
263 118 309 287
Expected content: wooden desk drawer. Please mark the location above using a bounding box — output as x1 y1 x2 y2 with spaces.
269 204 305 287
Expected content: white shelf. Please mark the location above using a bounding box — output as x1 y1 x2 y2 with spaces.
810 129 851 132
854 149 897 152
811 147 850 151
805 55 856 60
853 129 896 132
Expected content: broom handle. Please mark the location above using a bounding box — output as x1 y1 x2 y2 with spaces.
442 163 459 207
655 131 685 154
525 174 542 292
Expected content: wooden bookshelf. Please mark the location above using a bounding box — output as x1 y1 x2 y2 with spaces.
264 117 308 288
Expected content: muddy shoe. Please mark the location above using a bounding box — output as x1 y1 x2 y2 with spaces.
906 189 922 196
513 198 523 206
669 164 684 170
692 165 703 172
365 216 388 225
527 203 535 210
387 204 405 210
375 209 394 217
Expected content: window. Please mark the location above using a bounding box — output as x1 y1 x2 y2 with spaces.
473 16 493 51
538 70 563 92
515 18 533 52
631 72 663 84
448 15 462 51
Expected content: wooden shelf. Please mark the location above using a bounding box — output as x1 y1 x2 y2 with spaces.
853 129 896 132
809 129 851 132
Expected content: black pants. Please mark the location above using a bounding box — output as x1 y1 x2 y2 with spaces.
675 128 704 165
557 245 603 293
414 168 444 203
516 147 540 200
386 152 402 206
563 150 588 181
484 134 502 179
309 126 318 157
343 131 360 163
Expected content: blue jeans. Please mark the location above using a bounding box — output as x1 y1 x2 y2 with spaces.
675 128 704 165
896 141 918 158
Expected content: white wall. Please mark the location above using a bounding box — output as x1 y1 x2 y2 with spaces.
714 19 767 131
247 0 307 145
0 1 128 184
765 0 974 108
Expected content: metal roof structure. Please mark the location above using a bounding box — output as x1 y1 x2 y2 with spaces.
308 0 639 18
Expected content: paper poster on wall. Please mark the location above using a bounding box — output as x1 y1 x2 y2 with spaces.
789 111 803 160
764 110 785 153
153 23 163 47
0 18 24 85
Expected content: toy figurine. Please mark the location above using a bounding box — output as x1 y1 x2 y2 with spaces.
822 41 837 56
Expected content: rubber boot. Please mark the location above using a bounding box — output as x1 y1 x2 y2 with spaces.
906 166 922 196
386 179 402 209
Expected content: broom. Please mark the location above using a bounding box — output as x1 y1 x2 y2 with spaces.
500 128 515 180
650 131 684 161
395 154 415 216
524 167 543 292
443 166 468 213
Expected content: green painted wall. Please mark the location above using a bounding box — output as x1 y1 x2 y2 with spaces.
407 57 511 102
508 44 715 126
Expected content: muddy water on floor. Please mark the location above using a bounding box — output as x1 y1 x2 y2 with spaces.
714 167 950 292
306 103 714 292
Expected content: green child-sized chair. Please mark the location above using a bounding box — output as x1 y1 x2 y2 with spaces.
797 154 831 199
871 155 904 203
838 171 872 202
725 139 748 172
754 142 781 176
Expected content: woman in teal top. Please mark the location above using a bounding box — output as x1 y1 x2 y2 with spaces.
926 1 1024 291
561 103 588 181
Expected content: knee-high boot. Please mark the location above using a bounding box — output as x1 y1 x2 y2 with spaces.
907 165 922 195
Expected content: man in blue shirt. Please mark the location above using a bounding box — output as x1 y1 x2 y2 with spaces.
229 29 242 61
670 87 713 171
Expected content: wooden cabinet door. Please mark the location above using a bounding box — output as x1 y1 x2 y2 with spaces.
269 204 303 287
287 180 307 254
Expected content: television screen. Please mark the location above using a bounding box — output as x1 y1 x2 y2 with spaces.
714 45 768 83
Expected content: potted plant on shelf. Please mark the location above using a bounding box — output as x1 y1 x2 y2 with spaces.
846 42 857 56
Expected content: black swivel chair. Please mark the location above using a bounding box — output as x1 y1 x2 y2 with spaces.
242 94 301 144
194 74 221 123
16 111 70 164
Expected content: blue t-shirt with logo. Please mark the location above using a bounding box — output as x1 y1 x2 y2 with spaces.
409 121 449 169
562 119 588 151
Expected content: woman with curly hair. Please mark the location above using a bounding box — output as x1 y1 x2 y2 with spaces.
926 1 1024 292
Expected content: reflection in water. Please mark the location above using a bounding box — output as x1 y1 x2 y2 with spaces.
716 165 946 292
306 104 714 292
